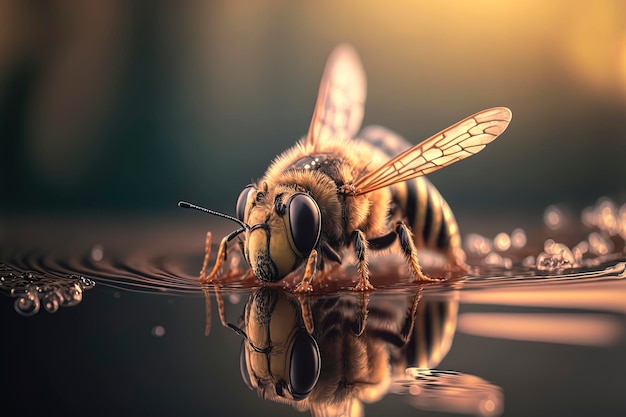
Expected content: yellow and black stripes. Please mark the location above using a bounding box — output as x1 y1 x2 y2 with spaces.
391 177 461 256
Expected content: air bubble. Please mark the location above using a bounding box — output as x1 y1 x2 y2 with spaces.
42 292 60 313
91 244 104 262
522 256 535 267
14 291 40 316
483 252 513 269
544 205 564 230
587 232 613 255
572 241 589 265
465 233 492 256
151 325 166 337
596 199 620 235
536 239 576 271
510 228 527 249
493 233 511 252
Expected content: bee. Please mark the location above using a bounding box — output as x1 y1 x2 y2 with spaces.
226 287 502 416
179 44 512 291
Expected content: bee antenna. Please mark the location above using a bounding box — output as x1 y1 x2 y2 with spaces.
228 323 271 353
227 323 249 340
178 200 249 230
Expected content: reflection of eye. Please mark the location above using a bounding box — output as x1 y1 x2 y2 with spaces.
236 186 254 222
288 329 320 400
239 340 254 390
286 193 321 256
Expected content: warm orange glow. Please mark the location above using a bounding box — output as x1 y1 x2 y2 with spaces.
460 280 626 314
458 312 622 346
560 1 626 97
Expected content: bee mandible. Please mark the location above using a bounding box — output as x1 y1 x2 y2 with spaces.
179 44 512 291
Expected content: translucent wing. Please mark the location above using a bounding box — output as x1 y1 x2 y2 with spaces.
351 107 512 195
305 44 366 149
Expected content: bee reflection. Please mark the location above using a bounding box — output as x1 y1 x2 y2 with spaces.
217 287 503 417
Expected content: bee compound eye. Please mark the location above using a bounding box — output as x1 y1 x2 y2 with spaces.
288 330 320 400
236 186 254 222
239 340 254 390
287 193 321 256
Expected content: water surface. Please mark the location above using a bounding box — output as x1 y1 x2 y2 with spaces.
2 201 625 417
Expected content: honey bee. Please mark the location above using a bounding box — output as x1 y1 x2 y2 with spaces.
180 44 512 291
224 287 502 416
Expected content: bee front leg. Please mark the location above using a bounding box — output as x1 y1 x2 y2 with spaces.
199 231 213 281
352 230 375 291
199 234 228 283
296 294 315 334
199 227 245 283
202 285 229 336
294 249 318 293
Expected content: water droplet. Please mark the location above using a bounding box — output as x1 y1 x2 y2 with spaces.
42 292 60 313
483 252 512 269
522 256 535 267
14 291 40 316
151 325 166 337
91 244 104 261
465 233 492 256
588 232 613 255
572 241 589 264
493 233 511 251
544 205 564 230
510 228 527 248
62 284 83 306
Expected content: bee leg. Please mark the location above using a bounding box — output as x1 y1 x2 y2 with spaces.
201 284 228 336
199 228 245 283
294 249 318 293
353 292 370 336
199 231 213 281
296 294 315 334
199 235 227 283
202 286 212 336
399 287 423 343
352 230 375 291
395 222 439 282
214 284 228 328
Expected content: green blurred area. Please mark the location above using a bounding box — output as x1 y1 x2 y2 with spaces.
1 0 625 217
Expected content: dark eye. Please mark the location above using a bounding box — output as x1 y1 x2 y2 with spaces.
287 193 321 256
288 330 320 400
236 186 254 222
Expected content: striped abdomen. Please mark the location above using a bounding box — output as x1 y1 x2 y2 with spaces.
357 125 462 257
390 176 461 257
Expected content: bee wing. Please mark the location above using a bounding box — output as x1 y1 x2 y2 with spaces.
305 44 366 149
352 107 512 195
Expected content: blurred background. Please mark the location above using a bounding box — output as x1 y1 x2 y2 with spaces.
1 0 625 223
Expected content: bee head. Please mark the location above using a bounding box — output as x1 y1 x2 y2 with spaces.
237 288 321 401
236 184 322 282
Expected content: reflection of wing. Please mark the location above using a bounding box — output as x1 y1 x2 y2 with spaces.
391 368 504 417
305 44 366 149
351 107 512 196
